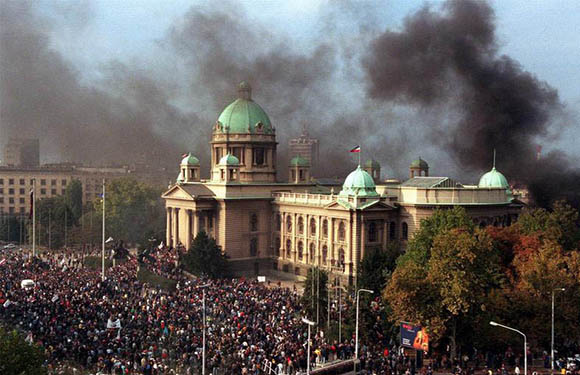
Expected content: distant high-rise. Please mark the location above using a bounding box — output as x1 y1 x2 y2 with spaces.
4 138 40 167
288 124 319 167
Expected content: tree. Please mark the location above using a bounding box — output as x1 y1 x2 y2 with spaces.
92 178 165 246
0 327 47 375
0 215 27 243
301 267 328 326
64 179 83 224
401 207 475 267
385 208 499 359
181 231 229 278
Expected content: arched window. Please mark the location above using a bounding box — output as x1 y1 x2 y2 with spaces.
298 241 304 261
322 219 328 238
298 216 304 234
368 222 377 242
389 221 396 240
275 237 281 256
322 245 328 265
402 222 408 240
276 214 281 231
250 238 258 256
250 213 258 232
309 243 315 263
338 222 346 241
286 239 292 258
339 248 345 271
287 216 292 232
310 218 316 237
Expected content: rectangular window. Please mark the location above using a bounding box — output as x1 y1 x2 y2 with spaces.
0 197 3 203
8 188 14 195
0 179 3 185
9 207 14 214
19 198 25 204
51 189 57 195
41 179 46 186
51 179 56 186
19 207 25 213
0 188 3 194
61 189 66 194
41 188 46 195
19 179 25 185
9 179 14 185
19 188 24 194
253 148 265 166
9 198 14 204
62 179 67 185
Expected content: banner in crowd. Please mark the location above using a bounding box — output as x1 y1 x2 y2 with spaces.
400 322 429 352
107 318 122 329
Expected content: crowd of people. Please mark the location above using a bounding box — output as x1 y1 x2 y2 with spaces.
2 245 577 375
0 246 394 375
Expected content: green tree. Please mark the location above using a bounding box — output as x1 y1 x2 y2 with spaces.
36 196 73 249
385 208 499 359
301 267 328 326
518 201 580 251
0 215 27 243
92 178 165 246
64 179 83 224
181 231 229 278
0 327 47 375
401 207 475 267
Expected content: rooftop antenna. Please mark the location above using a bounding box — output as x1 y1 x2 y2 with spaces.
493 149 496 169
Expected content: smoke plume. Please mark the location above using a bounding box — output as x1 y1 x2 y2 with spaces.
363 0 580 206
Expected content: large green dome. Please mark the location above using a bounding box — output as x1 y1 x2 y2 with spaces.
216 82 273 134
180 153 200 166
478 167 510 189
339 165 379 197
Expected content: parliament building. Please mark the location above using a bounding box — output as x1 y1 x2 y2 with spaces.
162 82 522 284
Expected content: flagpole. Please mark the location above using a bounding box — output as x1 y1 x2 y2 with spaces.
102 179 105 282
32 179 36 258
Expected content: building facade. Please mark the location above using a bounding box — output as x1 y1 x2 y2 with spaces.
162 82 523 284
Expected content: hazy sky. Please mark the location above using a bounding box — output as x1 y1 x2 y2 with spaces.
2 0 579 182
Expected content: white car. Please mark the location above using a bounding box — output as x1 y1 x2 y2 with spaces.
3 244 16 249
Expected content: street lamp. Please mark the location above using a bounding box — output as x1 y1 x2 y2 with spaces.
551 287 565 373
199 283 211 375
302 317 316 375
490 321 527 375
332 285 343 344
355 288 374 370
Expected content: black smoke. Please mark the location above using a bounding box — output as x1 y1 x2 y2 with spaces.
0 1 197 171
363 0 580 207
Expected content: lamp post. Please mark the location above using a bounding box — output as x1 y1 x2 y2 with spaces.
490 321 527 375
199 283 211 375
332 284 343 343
551 287 565 373
302 317 316 375
355 288 374 371
101 179 105 281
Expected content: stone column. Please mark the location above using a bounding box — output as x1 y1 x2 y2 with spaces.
166 208 172 247
280 211 285 259
193 210 199 238
292 213 297 262
185 210 192 250
382 219 388 250
360 215 366 266
173 208 180 246
329 218 335 266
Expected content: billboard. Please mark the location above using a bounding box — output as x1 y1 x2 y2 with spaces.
400 322 429 352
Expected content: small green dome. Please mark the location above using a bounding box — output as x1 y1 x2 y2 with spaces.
290 155 310 167
216 82 273 134
218 153 240 166
410 157 429 169
180 153 200 166
478 167 510 189
339 165 379 197
364 159 380 168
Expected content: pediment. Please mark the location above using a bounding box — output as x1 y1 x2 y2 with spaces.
162 185 194 201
